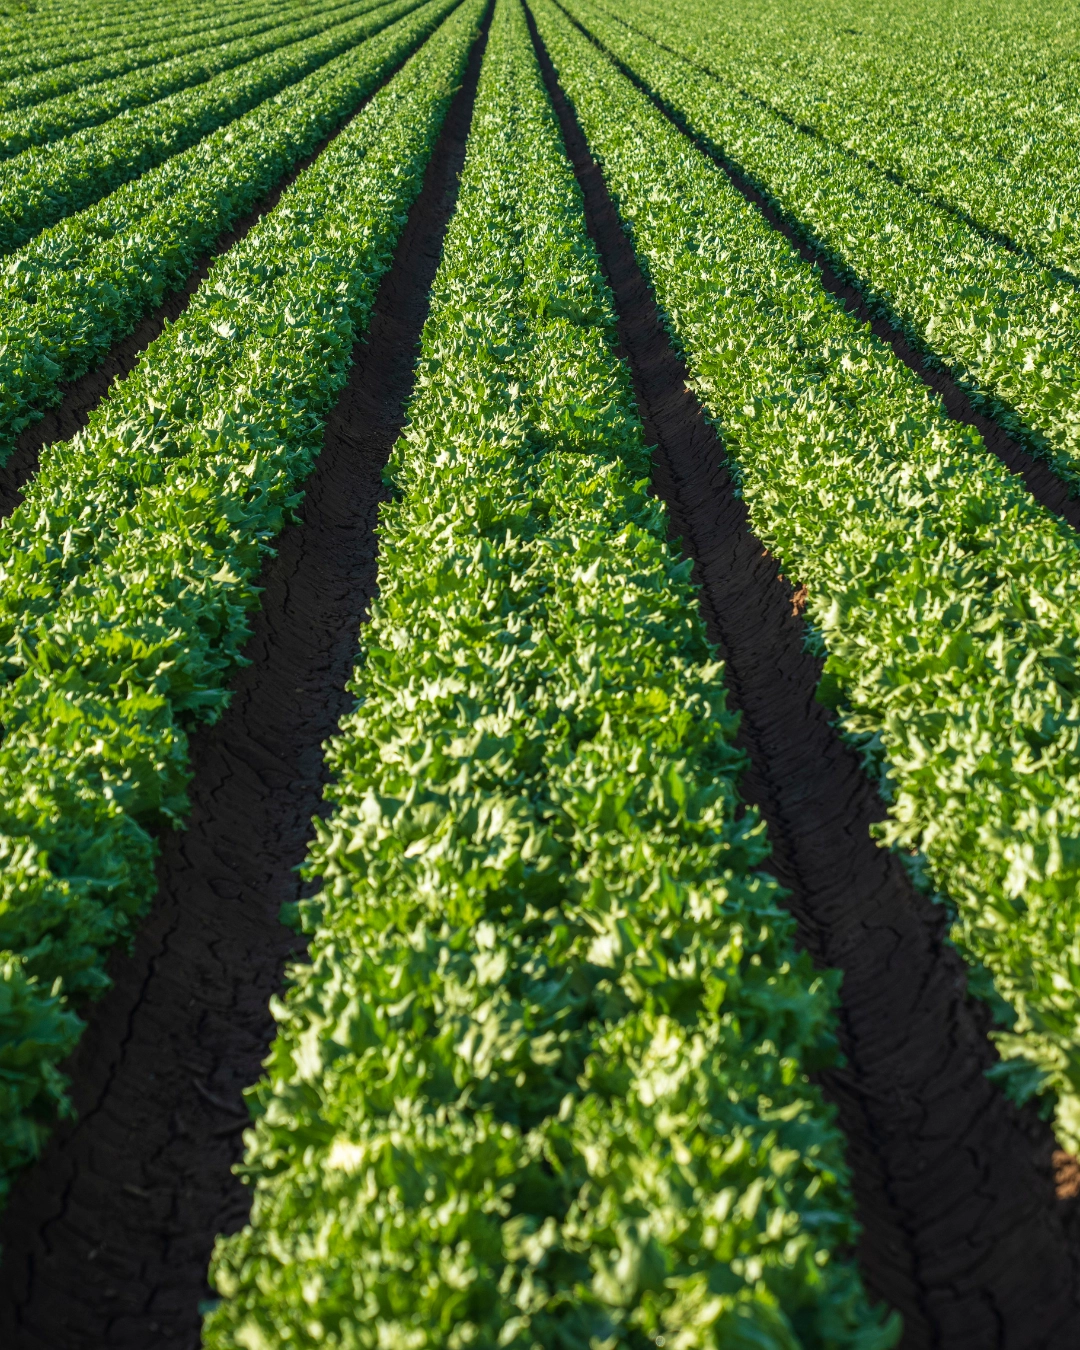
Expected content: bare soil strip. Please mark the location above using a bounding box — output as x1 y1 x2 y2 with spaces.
529 11 1080 1348
0 22 487 1349
0 94 376 523
555 4 1080 534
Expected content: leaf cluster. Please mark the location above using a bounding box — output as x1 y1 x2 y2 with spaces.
562 0 1080 491
0 0 429 255
0 0 340 116
204 4 897 1346
0 0 397 160
0 0 254 75
0 0 479 1205
0 0 458 458
611 0 1080 279
532 0 1080 1149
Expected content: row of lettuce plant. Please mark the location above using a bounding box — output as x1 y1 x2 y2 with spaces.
619 0 1080 279
0 0 259 73
0 0 458 462
2 0 190 32
202 3 898 1346
0 0 264 79
0 0 185 55
559 0 1080 495
531 0 1080 1151
0 0 344 111
0 0 425 254
0 0 384 159
0 0 480 1209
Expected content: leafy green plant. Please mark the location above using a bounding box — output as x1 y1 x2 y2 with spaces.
0 0 481 1207
0 951 81 1207
203 3 898 1346
0 0 389 158
0 0 458 459
608 0 1080 279
0 0 345 112
0 0 248 71
0 0 427 253
558 0 1080 491
531 0 1080 1152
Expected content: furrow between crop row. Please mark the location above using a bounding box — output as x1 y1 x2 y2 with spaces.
0 0 481 1224
0 14 487 1344
525 6 1080 1343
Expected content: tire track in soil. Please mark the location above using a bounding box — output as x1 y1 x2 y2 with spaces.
0 74 390 523
0 17 488 1349
551 0 1080 534
529 10 1080 1349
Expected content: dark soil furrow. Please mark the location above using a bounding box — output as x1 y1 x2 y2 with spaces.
0 20 487 1349
0 84 384 523
529 10 1080 1348
550 0 1080 534
588 6 1080 300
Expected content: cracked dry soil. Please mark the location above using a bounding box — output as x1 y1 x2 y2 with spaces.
0 23 487 1349
530 8 1080 1349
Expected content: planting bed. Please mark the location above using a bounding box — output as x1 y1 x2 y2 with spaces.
531 19 1080 1346
1 0 1079 1346
0 14 486 1346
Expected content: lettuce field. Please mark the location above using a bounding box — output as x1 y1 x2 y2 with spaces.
0 0 1078 1345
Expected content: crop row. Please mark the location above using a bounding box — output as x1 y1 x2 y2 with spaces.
622 0 1080 278
0 0 170 53
0 0 349 112
560 0 1080 494
531 0 1080 1150
0 0 477 1205
201 3 896 1347
0 0 457 459
0 0 386 159
0 0 263 74
0 0 269 70
0 0 425 253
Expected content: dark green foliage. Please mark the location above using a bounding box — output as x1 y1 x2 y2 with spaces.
0 0 479 1207
0 0 458 457
561 0 1080 488
533 0 1080 1150
203 4 898 1345
0 0 353 112
0 0 428 253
